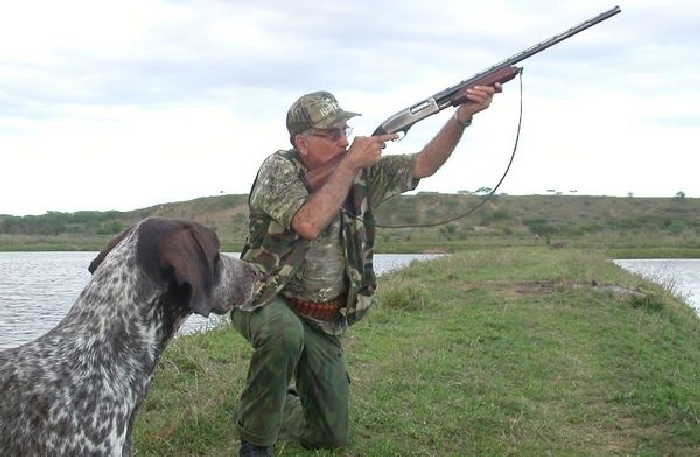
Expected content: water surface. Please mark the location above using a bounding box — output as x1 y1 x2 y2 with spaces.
613 258 700 311
0 252 439 349
5 253 696 350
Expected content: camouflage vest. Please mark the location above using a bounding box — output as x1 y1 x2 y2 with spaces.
241 149 377 326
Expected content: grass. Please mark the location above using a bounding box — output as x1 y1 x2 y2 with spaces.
4 193 700 257
4 233 700 259
0 234 111 251
133 248 700 456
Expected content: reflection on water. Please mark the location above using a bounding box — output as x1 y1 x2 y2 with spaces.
0 252 440 349
0 252 93 350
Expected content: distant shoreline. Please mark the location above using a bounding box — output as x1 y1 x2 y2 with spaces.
3 192 700 258
2 239 700 259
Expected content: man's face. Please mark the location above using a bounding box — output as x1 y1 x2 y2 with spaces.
297 126 351 170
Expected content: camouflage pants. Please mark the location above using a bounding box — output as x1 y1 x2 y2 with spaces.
231 296 350 449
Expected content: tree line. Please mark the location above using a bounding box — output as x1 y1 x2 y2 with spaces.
0 211 124 235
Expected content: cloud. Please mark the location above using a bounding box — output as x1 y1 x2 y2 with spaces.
1 0 698 214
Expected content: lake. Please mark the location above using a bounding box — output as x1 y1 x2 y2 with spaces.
612 258 700 311
2 253 698 350
0 252 441 349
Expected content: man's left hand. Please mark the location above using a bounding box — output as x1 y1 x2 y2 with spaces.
455 83 502 123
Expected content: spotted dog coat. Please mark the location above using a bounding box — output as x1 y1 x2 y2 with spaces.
0 218 259 457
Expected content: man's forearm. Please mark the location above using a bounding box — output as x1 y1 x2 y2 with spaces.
413 113 470 179
292 158 358 240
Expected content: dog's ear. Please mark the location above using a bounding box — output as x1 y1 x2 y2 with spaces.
89 225 135 274
136 218 221 316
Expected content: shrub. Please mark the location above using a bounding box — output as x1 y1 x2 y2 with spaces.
667 221 686 235
492 209 512 221
524 219 559 236
630 294 664 313
378 280 434 312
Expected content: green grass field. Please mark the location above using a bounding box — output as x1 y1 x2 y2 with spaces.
132 248 700 456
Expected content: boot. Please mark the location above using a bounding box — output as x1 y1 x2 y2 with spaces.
239 440 274 457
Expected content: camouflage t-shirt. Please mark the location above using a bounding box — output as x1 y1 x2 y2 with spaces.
240 149 419 334
283 212 345 303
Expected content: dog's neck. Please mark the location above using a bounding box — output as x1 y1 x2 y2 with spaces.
0 229 199 457
57 232 185 393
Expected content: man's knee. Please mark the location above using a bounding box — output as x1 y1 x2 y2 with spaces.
301 411 349 450
301 430 348 450
323 428 349 448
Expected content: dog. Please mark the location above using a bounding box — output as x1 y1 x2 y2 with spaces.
0 218 260 456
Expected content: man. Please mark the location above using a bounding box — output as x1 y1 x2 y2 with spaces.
232 84 500 456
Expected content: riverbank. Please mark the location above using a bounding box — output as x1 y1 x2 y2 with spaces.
3 233 700 259
133 247 700 456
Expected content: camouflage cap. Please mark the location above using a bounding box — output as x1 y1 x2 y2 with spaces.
286 91 360 138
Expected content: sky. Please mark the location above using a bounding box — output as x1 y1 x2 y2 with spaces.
1 0 698 216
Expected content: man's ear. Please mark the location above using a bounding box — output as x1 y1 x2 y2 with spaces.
295 134 308 156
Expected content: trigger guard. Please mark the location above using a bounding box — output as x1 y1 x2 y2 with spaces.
393 131 406 142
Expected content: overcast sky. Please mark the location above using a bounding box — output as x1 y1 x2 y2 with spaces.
2 0 698 216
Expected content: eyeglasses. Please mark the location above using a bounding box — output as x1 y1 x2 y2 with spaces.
308 126 353 142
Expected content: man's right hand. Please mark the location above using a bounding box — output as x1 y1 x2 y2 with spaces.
345 134 398 170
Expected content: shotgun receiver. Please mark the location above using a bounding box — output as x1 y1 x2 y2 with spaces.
305 5 621 190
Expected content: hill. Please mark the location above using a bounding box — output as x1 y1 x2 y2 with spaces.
2 193 699 255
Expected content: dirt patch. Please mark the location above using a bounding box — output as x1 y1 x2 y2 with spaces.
460 279 646 300
513 279 563 294
459 279 568 297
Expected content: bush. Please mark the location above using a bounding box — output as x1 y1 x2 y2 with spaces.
97 221 124 235
378 280 434 312
667 221 686 235
523 219 559 236
630 294 664 313
492 210 512 221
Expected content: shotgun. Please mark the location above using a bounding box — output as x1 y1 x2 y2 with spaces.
305 5 621 191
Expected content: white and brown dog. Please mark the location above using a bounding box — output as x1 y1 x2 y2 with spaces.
0 218 259 456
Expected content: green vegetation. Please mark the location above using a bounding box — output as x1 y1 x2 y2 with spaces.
133 248 700 456
2 193 700 256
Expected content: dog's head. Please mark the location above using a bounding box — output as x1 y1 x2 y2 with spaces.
89 218 257 316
